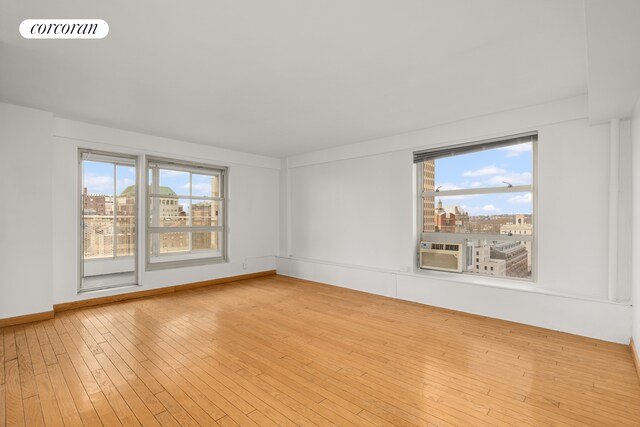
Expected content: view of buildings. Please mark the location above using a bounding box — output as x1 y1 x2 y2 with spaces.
82 187 136 258
422 158 533 279
83 157 528 278
83 176 220 259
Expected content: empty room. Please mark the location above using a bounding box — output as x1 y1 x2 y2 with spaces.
2 0 640 425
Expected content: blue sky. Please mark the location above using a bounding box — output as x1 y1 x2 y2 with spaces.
83 144 531 217
433 143 533 215
157 170 214 198
82 161 135 195
83 162 216 212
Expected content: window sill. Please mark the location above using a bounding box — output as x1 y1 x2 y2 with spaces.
410 267 536 290
77 282 140 295
146 255 228 271
413 267 537 289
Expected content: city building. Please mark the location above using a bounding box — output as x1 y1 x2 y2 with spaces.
192 201 217 250
473 245 506 276
500 214 533 272
120 185 181 218
471 240 529 278
422 160 435 232
82 188 113 216
434 199 469 233
490 241 529 278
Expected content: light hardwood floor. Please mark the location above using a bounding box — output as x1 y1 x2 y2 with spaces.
1 274 639 426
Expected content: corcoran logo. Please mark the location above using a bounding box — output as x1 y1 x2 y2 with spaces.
19 19 109 39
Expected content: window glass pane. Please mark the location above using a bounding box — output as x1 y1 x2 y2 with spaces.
148 232 222 262
427 141 532 192
147 159 227 268
116 165 135 195
149 197 189 227
158 168 189 196
116 165 136 257
465 239 532 279
83 215 114 258
156 232 190 254
424 192 532 234
192 232 221 252
83 161 115 196
82 160 114 258
191 200 222 227
81 154 137 291
192 173 221 198
115 215 136 257
419 137 534 280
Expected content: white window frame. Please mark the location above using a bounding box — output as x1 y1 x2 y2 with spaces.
416 133 537 282
145 156 228 270
78 149 139 292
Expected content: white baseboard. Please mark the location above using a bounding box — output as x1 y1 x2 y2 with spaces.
277 256 631 344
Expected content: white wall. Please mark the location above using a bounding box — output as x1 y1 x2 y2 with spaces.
0 101 280 318
1 96 635 345
0 103 53 318
619 120 633 301
51 118 280 305
278 95 633 343
631 96 640 344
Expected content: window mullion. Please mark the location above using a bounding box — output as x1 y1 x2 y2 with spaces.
188 172 193 253
151 166 160 257
112 162 117 259
423 184 531 198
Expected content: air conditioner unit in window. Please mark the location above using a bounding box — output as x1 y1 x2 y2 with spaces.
419 241 463 272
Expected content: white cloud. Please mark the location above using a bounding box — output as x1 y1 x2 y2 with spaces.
192 183 212 194
462 166 506 177
507 193 532 204
485 172 531 186
179 182 212 195
161 169 187 177
498 143 532 158
83 174 113 193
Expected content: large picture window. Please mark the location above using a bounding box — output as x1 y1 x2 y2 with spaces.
415 133 536 280
146 157 227 269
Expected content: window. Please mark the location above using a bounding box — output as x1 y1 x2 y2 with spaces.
416 133 535 280
146 157 227 269
79 150 138 291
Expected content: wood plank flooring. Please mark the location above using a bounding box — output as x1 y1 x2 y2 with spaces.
2 274 639 426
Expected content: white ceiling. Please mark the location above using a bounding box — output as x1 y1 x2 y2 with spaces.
0 1 590 157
